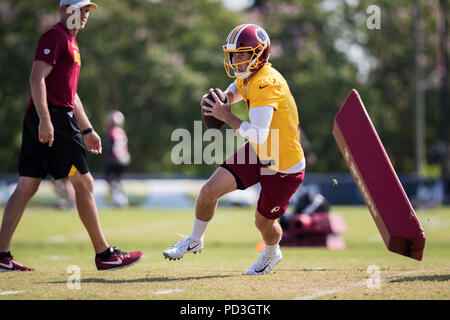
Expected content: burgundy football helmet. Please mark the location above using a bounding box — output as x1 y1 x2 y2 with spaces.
223 24 271 79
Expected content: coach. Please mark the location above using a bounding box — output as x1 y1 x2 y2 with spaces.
0 0 142 272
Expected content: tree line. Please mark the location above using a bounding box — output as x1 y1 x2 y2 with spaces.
0 0 448 177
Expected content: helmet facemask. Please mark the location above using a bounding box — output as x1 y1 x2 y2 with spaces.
223 43 265 79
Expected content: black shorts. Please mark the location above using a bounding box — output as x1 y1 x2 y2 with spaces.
18 105 89 180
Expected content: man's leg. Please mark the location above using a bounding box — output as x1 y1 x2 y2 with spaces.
190 167 238 240
68 170 142 271
68 170 108 254
244 169 306 275
243 211 283 275
0 177 40 271
163 167 237 260
195 167 237 222
0 177 41 252
254 210 282 246
195 142 258 223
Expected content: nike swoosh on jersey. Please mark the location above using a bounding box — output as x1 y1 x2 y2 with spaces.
280 174 288 178
0 262 13 269
101 257 123 265
259 84 270 89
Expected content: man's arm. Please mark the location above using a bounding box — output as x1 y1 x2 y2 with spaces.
202 90 274 145
29 60 54 146
74 93 102 154
224 81 243 105
238 106 274 144
73 93 94 131
222 82 244 129
202 89 243 130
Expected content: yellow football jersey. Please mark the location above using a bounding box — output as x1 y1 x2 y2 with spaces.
235 63 304 171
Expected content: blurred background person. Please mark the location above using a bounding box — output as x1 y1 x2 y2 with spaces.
104 110 131 208
50 177 75 209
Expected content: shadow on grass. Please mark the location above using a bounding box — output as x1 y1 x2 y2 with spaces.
390 274 450 283
278 268 341 272
41 274 233 285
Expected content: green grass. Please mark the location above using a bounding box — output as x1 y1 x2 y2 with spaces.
0 205 449 300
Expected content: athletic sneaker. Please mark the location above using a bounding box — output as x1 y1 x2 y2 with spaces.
95 247 143 271
244 245 282 275
0 253 34 272
163 235 203 260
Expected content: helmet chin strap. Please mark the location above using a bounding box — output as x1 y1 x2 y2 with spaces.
237 71 254 80
233 64 253 79
236 55 260 79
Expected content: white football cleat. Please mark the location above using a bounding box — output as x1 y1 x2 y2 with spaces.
163 235 203 260
244 245 282 275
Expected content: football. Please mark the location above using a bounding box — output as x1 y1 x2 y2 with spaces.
201 88 227 129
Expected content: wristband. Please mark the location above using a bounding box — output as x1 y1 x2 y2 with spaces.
82 127 94 135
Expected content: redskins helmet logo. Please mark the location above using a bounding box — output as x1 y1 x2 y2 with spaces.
255 28 267 44
270 206 280 213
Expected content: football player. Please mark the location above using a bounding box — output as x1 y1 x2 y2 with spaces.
163 24 305 275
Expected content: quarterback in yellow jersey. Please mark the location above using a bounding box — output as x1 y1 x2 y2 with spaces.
233 61 304 172
163 24 305 275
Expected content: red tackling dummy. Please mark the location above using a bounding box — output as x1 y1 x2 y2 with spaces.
288 213 347 236
332 89 426 260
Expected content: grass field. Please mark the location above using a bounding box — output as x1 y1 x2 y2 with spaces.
0 205 449 300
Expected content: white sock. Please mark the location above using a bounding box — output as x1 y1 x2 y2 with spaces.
191 217 209 241
263 243 279 256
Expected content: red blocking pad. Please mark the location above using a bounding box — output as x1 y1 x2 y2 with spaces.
280 233 346 250
288 213 347 236
332 89 426 260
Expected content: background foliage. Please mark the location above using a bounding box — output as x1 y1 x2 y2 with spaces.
0 0 448 176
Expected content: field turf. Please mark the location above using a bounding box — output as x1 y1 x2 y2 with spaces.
0 205 449 300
